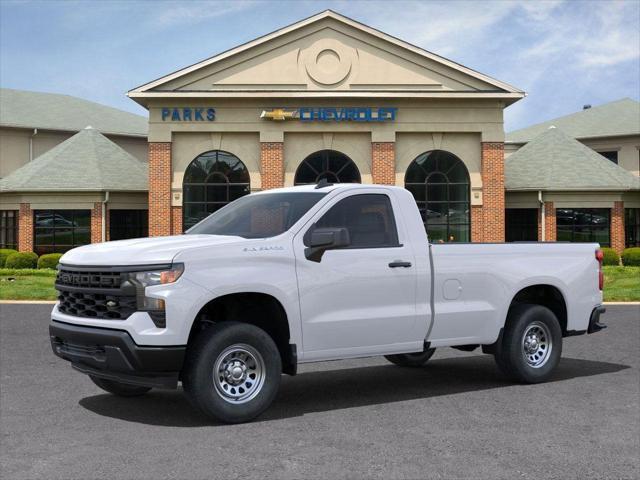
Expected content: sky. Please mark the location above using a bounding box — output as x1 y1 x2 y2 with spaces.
0 0 638 131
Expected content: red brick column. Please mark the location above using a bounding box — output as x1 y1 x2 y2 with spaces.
479 142 505 242
18 203 33 252
260 142 284 190
372 142 395 185
611 201 625 253
149 142 172 236
91 202 103 243
471 205 484 242
544 201 556 241
171 206 183 235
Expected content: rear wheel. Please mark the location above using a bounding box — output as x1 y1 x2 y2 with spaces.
89 376 151 397
182 321 282 423
385 348 436 367
495 304 562 383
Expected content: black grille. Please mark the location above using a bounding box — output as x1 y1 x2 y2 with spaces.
58 290 137 320
55 267 138 320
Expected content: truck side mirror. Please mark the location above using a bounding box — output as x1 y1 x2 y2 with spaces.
304 227 350 262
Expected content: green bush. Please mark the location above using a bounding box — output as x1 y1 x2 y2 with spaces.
5 252 38 269
621 247 640 267
600 247 620 266
37 253 63 269
0 248 18 267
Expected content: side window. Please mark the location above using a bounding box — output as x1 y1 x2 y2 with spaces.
314 194 399 248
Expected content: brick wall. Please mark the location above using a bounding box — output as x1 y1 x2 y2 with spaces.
544 201 556 241
471 205 484 242
149 142 172 236
171 206 183 235
611 201 625 253
371 142 395 185
478 142 505 242
91 202 103 243
18 203 33 252
260 142 284 189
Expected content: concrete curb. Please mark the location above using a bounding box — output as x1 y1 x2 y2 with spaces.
603 302 640 305
0 300 57 304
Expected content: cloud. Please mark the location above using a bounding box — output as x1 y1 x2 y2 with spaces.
147 0 256 29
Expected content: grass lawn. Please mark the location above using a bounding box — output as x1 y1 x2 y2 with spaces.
0 266 638 302
602 266 640 302
0 269 58 301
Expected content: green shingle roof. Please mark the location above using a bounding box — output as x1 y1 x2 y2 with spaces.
506 98 640 143
505 126 640 191
0 127 148 192
0 88 147 137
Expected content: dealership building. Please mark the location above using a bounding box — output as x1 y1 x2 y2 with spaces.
1 10 639 254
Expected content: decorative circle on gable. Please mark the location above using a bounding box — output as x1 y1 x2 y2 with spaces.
301 39 357 86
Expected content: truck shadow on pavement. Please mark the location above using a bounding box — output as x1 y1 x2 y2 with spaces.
79 355 629 427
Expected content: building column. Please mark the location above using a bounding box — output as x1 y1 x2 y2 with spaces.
611 201 625 253
471 205 484 242
148 142 172 236
91 202 102 243
260 142 284 190
171 206 183 235
544 201 556 241
18 203 33 252
478 142 505 242
371 142 395 185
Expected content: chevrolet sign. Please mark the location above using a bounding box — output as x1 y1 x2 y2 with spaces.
260 107 397 122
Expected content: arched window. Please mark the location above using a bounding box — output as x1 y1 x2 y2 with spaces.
405 150 470 242
294 149 361 185
183 150 250 231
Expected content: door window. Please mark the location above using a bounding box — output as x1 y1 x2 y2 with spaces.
312 194 399 248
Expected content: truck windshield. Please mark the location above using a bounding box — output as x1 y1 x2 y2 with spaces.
186 192 327 238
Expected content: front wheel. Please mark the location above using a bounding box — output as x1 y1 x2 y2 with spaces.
385 348 436 367
494 304 562 383
89 376 152 397
182 321 282 423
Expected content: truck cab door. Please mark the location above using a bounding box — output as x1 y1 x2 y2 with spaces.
293 190 423 361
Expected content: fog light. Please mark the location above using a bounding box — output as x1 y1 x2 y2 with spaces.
148 311 166 328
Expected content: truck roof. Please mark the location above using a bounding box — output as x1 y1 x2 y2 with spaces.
254 183 402 194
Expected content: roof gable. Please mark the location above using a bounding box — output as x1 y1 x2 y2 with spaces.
129 10 523 101
0 127 148 192
507 98 640 143
505 127 640 191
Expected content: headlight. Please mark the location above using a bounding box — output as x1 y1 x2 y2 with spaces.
126 264 184 325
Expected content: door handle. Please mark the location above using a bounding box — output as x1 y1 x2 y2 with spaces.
388 260 412 268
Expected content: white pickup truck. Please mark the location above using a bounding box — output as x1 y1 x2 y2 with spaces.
50 183 606 423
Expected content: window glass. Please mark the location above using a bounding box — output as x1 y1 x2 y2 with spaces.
598 151 618 164
314 194 399 248
183 150 250 231
405 150 470 243
34 210 91 255
554 208 610 246
188 192 326 238
109 210 148 241
506 209 538 242
625 208 640 247
294 150 361 185
0 210 18 249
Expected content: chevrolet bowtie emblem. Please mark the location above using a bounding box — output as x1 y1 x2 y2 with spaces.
260 108 298 121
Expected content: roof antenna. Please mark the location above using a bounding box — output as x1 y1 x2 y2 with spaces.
315 178 333 189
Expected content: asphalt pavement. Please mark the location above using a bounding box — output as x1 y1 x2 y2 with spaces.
1 304 638 480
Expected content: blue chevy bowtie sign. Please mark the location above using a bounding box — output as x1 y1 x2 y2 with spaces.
261 107 397 122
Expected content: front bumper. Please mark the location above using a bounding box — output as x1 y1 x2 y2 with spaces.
50 320 186 389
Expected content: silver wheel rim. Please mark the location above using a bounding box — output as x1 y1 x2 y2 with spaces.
522 321 552 368
213 344 265 404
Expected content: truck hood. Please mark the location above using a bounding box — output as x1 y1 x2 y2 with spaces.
60 235 246 266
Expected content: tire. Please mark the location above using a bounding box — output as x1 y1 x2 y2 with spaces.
89 375 152 397
385 348 436 367
182 321 282 424
494 303 562 383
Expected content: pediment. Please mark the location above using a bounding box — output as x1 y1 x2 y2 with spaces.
131 11 522 98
